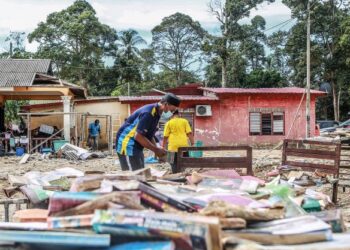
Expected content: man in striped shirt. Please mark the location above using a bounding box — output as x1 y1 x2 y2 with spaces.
116 93 181 171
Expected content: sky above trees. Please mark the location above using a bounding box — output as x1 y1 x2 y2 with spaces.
0 0 292 52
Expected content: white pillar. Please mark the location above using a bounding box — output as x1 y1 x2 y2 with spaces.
61 96 72 141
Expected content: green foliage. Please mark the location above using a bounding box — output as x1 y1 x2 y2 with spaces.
207 0 275 87
240 15 267 70
10 0 349 122
0 32 34 59
151 12 207 85
28 0 118 93
5 101 28 124
244 69 287 88
282 0 350 120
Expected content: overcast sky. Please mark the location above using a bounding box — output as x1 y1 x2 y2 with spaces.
0 0 293 52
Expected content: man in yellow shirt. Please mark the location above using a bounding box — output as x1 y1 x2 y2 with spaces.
163 110 194 173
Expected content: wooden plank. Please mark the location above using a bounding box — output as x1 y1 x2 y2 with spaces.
179 146 251 152
284 161 338 174
285 151 337 160
284 139 341 146
285 148 337 158
177 146 253 175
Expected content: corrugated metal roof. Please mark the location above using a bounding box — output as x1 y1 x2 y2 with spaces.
0 59 52 87
201 87 326 95
119 95 219 102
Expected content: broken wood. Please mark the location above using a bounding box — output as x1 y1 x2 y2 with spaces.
29 128 64 153
19 154 30 164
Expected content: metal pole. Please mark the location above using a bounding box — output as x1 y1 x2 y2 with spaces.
306 1 311 138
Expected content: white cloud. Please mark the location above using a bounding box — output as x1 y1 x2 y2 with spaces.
0 0 291 33
0 0 71 33
0 0 291 52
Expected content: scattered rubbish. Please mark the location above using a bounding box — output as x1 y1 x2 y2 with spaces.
1 140 350 249
39 124 54 135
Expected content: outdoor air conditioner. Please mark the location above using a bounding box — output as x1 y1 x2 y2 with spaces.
196 105 212 116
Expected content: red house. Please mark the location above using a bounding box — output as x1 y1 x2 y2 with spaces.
119 84 325 145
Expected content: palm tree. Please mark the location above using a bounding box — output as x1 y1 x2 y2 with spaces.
117 29 146 60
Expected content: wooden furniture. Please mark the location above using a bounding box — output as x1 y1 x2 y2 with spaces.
339 143 350 191
282 139 341 203
177 146 253 175
0 198 30 222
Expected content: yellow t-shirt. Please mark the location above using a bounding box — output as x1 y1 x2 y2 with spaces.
164 117 192 152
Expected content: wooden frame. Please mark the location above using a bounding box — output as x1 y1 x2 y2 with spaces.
177 146 253 175
282 139 341 203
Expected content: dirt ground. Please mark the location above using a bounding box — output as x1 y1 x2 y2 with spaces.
1 149 350 225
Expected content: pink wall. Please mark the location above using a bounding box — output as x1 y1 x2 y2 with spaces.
127 93 318 145
195 94 317 145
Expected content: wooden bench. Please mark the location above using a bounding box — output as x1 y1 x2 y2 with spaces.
282 139 341 203
176 146 253 175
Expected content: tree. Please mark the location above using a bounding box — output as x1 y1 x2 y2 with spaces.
0 32 33 59
151 12 207 85
205 52 247 87
240 15 267 70
28 0 118 94
283 0 350 121
266 31 290 79
245 69 286 88
208 0 275 87
117 29 146 60
115 29 147 94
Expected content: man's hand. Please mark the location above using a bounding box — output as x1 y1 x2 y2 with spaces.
154 147 167 158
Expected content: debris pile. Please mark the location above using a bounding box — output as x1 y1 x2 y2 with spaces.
0 165 348 249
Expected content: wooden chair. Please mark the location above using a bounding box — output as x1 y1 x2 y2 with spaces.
177 146 253 175
282 139 341 203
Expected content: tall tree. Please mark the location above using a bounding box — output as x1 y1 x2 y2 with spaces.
240 15 267 70
0 32 32 59
115 29 146 93
28 0 117 93
117 29 146 60
283 0 350 121
208 0 274 87
266 31 290 78
151 12 207 86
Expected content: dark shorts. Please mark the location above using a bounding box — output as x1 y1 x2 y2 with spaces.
117 151 144 171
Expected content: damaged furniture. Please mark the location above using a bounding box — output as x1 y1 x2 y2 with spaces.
177 146 253 175
0 198 30 222
282 139 341 203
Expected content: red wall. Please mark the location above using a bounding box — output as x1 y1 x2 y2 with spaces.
128 93 318 146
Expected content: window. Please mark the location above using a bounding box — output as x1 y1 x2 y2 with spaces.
249 112 284 135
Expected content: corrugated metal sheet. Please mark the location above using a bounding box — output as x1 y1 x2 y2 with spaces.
119 95 219 102
201 87 326 95
0 59 51 87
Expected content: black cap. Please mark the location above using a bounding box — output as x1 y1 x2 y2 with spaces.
162 93 181 107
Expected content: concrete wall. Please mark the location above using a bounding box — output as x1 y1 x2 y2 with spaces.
75 101 129 146
195 94 317 145
25 100 128 148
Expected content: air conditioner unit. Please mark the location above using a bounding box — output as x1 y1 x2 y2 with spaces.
196 105 212 116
